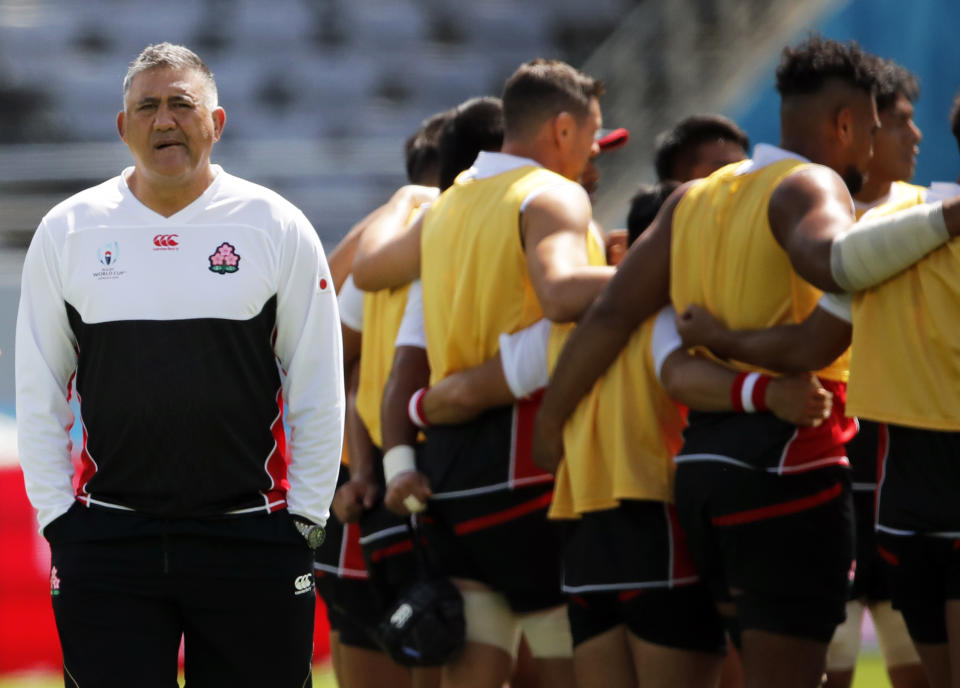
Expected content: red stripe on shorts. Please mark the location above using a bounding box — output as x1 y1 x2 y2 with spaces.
710 482 843 527
454 491 553 535
877 546 899 566
369 538 422 563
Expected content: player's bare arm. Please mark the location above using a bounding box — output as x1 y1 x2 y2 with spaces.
522 184 614 322
333 362 380 523
769 166 858 292
676 303 851 374
772 165 960 293
659 350 831 428
327 201 398 293
350 185 436 291
532 184 691 468
380 345 432 516
420 356 515 426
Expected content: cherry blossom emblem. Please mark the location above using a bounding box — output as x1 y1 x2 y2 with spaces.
209 242 241 274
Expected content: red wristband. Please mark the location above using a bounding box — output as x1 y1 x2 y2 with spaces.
408 387 431 429
751 374 771 412
730 372 749 412
731 371 771 413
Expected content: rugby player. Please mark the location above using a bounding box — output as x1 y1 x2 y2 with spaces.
534 36 960 688
316 113 446 688
352 58 615 688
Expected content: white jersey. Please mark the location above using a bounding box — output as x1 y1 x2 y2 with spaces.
16 165 344 531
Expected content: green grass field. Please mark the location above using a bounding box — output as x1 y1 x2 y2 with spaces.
0 654 894 688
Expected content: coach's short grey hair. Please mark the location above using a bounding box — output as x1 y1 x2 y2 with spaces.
122 43 218 109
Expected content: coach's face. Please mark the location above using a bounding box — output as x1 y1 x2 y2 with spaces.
118 67 225 190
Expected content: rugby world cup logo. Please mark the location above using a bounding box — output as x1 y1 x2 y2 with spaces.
98 241 119 267
209 242 240 274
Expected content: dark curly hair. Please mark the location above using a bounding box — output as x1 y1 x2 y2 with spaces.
873 58 920 112
653 114 749 182
776 35 878 98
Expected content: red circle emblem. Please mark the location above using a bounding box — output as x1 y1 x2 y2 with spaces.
319 278 328 290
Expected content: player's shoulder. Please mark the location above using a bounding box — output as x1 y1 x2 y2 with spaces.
521 170 589 212
771 162 850 210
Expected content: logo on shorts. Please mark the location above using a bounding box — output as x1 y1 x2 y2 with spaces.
209 242 240 274
294 573 314 595
50 566 61 596
389 603 414 629
153 234 179 251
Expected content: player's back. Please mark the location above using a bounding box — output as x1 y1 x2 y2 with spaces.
670 145 847 383
420 157 577 384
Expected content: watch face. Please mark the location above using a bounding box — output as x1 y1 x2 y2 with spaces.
307 526 326 549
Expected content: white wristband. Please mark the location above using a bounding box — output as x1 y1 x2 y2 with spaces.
383 444 417 484
408 387 430 429
741 372 761 413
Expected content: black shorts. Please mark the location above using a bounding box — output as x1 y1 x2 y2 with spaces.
562 500 700 592
877 532 960 645
422 483 563 613
877 424 960 535
358 445 421 603
314 464 370 580
562 501 723 652
850 490 890 601
315 574 383 651
314 464 380 650
567 586 725 653
846 419 884 491
421 397 553 497
875 424 960 645
844 419 888 600
418 404 561 613
49 521 315 687
675 462 854 643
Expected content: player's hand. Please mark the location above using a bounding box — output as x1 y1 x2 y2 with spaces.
605 229 628 266
385 471 433 516
676 305 727 352
331 478 380 523
765 374 832 427
395 184 439 208
532 410 564 475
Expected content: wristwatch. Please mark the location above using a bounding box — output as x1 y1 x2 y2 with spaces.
292 516 326 549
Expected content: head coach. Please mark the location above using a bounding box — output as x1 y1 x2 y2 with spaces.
15 42 343 687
